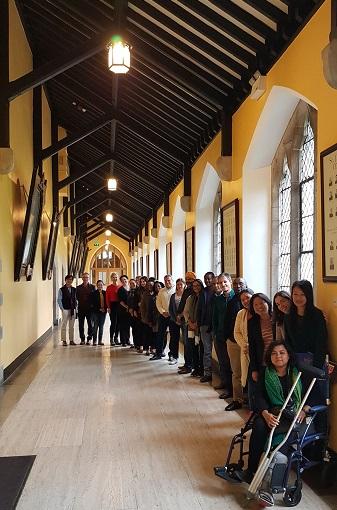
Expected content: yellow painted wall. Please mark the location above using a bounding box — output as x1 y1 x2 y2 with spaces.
0 0 68 373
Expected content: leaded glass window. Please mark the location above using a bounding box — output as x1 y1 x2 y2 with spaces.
299 120 315 284
278 158 291 291
276 115 315 292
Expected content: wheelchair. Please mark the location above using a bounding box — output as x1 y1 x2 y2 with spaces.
214 365 329 507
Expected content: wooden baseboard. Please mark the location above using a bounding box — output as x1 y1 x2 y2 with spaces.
3 327 52 381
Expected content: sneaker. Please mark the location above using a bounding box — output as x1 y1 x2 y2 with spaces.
200 375 212 383
62 341 68 346
169 358 178 365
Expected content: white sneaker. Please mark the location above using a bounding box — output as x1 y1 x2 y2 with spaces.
169 358 178 365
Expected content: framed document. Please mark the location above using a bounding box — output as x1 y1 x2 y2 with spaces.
184 227 195 272
321 143 337 281
154 249 159 280
166 242 172 275
221 199 239 277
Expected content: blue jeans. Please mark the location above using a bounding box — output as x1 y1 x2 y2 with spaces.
92 311 106 343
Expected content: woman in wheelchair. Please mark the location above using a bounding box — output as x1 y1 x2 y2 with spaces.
239 340 311 484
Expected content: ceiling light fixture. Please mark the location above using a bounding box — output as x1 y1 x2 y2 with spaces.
105 229 112 236
105 212 113 222
108 35 130 74
107 177 117 191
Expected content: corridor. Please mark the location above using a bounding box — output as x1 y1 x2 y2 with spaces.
0 331 334 510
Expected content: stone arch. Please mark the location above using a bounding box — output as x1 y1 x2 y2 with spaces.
90 243 127 285
195 162 220 277
242 85 317 294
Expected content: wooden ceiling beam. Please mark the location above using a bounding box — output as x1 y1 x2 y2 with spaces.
6 26 117 101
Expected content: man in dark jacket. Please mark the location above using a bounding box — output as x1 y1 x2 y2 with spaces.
212 273 236 399
76 272 95 345
197 272 215 382
177 271 196 374
90 279 107 345
57 274 77 346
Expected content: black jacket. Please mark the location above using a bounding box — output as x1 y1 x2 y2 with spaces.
284 307 328 368
90 289 107 313
197 287 214 328
224 294 242 341
248 314 272 372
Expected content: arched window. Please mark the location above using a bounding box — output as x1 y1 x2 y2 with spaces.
272 102 316 294
90 245 127 285
213 183 222 275
278 158 291 290
299 120 315 283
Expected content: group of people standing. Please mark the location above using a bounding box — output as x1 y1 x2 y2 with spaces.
58 270 328 411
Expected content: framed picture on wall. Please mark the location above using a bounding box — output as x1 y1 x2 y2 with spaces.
184 227 195 272
146 254 150 277
166 242 172 275
321 143 337 281
140 256 144 276
221 199 239 277
154 249 159 279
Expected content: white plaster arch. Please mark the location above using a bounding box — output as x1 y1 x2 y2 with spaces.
172 195 185 279
158 218 167 280
242 85 317 294
195 162 220 277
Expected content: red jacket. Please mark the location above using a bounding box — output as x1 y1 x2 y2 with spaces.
106 284 120 307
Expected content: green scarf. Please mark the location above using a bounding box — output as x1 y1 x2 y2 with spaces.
264 366 302 448
265 366 302 412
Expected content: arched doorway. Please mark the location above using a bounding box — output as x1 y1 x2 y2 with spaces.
90 245 127 285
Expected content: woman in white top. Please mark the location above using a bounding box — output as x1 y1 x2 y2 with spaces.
234 288 254 388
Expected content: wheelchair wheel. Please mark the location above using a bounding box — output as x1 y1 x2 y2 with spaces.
283 481 302 507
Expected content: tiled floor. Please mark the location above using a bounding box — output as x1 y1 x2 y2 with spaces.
0 327 335 509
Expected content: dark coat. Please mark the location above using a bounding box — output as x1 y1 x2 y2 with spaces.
90 289 107 313
284 307 328 368
248 314 272 372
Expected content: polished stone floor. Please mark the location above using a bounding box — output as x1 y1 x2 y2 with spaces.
0 326 335 510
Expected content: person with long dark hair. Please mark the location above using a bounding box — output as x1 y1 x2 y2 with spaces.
183 279 205 377
247 293 273 410
168 278 186 365
248 293 274 381
148 280 164 356
117 275 130 347
238 340 309 483
272 290 291 341
284 280 328 369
